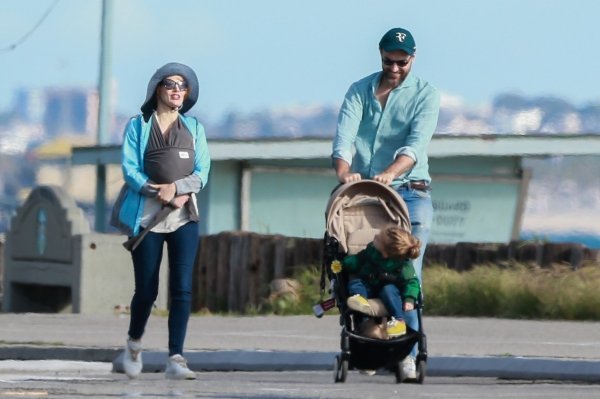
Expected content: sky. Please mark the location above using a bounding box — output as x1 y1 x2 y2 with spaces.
2 0 600 123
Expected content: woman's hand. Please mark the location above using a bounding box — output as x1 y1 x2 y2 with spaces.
403 302 415 311
169 194 190 209
150 183 176 204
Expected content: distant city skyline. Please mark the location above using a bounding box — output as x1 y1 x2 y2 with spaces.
2 0 600 122
6 85 600 142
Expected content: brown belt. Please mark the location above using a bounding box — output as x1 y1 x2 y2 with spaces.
403 180 431 191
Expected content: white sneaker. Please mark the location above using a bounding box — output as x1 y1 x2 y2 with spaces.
123 338 143 378
359 369 376 376
400 355 417 380
165 354 196 380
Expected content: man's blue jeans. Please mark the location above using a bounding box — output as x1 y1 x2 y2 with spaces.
128 221 199 356
396 185 433 282
397 185 433 357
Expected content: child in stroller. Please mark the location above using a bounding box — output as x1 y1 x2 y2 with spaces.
343 225 421 339
321 180 427 383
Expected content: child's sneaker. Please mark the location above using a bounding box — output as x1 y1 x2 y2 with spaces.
386 318 407 338
123 338 143 378
165 354 196 380
347 294 372 314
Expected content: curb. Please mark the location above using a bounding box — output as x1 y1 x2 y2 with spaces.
429 356 600 382
112 350 600 382
3 346 600 382
0 346 120 362
112 350 335 373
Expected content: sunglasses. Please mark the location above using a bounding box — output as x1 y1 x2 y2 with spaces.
162 78 188 91
382 57 412 67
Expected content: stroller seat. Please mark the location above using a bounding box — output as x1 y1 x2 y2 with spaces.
325 180 412 319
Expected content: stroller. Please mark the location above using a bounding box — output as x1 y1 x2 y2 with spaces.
320 180 427 383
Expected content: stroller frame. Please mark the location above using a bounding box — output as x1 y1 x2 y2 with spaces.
320 180 428 383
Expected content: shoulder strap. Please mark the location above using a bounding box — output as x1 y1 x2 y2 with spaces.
180 115 199 147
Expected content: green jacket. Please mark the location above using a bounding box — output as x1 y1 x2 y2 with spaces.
343 243 420 303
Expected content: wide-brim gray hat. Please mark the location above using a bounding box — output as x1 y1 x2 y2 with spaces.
140 62 199 118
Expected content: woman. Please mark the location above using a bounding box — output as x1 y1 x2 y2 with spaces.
111 62 210 380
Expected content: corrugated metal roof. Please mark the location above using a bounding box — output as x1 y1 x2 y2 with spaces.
71 134 600 165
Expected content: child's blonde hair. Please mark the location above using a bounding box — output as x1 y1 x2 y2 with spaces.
380 225 421 260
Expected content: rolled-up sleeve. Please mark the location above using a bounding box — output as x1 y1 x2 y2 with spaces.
332 85 363 165
394 87 440 166
174 174 202 195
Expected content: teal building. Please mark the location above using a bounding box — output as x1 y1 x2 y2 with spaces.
72 134 600 244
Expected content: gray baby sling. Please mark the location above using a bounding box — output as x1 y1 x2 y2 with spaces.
123 120 196 251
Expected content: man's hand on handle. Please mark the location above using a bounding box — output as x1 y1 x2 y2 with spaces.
373 172 395 185
339 172 362 183
334 155 416 186
334 158 362 183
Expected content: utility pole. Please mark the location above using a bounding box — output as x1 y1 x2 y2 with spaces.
95 0 113 231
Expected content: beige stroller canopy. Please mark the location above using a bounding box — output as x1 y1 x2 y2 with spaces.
325 180 411 255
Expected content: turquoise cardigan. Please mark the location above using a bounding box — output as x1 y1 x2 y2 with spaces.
111 114 211 236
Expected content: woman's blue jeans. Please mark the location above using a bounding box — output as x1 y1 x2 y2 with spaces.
128 221 199 356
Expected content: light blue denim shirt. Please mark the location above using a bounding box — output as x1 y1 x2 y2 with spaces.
332 72 440 187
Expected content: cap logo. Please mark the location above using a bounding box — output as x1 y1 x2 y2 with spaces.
396 32 407 42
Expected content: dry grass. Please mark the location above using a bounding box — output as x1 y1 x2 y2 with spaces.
240 262 600 320
423 263 600 320
245 265 323 316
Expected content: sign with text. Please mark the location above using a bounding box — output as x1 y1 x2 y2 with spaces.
429 178 524 244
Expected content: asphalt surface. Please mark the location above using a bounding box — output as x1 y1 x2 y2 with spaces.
1 313 600 381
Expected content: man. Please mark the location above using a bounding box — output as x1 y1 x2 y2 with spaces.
331 27 440 380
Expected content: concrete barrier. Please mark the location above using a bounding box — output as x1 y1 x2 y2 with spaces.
2 185 168 314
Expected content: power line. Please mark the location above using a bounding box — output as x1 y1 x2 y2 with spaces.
0 0 60 53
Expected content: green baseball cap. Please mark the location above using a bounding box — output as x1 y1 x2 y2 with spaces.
379 28 416 55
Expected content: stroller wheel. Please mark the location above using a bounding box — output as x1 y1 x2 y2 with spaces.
416 359 426 384
341 330 350 351
394 362 403 384
333 355 348 383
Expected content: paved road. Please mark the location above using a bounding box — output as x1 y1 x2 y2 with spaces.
2 367 600 399
1 314 600 381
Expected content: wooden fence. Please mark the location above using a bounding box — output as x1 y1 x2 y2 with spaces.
2 231 595 314
424 241 599 271
192 231 322 313
191 231 600 313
